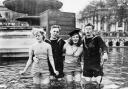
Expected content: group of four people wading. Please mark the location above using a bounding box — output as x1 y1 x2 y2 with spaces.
20 23 108 88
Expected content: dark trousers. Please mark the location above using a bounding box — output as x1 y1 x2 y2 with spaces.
83 64 103 77
83 59 103 77
48 58 64 78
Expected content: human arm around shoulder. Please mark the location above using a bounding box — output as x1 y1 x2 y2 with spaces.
20 46 34 75
79 45 84 70
47 44 59 75
62 43 67 56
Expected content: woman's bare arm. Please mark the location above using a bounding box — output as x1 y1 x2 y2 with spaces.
22 47 34 72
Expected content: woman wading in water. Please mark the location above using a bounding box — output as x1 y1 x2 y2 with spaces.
63 29 83 88
20 28 58 89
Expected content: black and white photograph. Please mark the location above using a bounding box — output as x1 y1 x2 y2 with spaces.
0 0 128 89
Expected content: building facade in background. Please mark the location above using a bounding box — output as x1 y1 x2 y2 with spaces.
77 6 128 37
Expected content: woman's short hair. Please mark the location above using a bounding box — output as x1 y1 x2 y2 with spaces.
32 27 46 40
68 33 82 47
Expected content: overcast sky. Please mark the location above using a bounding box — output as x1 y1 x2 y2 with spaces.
60 0 93 13
0 0 4 5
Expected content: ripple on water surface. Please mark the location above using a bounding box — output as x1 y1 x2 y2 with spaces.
0 48 128 89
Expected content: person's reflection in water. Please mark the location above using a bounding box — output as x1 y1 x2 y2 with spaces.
116 48 120 53
108 48 113 53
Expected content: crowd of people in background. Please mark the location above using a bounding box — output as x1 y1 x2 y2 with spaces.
104 38 128 47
